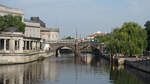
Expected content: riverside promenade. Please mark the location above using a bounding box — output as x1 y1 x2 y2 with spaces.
102 53 150 73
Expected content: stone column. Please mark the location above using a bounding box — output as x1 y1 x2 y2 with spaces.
4 39 6 51
34 41 36 50
16 40 18 50
24 41 26 50
19 39 23 53
36 42 37 50
9 39 15 53
29 41 31 50
32 41 34 50
31 41 33 50
36 42 39 50
25 41 27 50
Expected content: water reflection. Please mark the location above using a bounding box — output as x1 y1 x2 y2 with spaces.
0 58 58 84
110 66 146 84
0 54 149 84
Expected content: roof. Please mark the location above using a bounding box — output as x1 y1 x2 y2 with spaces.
40 27 59 32
4 27 20 32
88 33 105 37
24 18 37 23
0 4 23 12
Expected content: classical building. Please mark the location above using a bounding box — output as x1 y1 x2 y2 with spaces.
0 27 24 53
0 4 56 64
0 4 60 54
40 27 59 41
0 4 42 53
0 4 24 21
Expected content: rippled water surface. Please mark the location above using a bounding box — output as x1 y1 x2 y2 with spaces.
0 54 149 84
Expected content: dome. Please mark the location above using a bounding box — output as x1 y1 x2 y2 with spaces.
96 31 101 33
4 27 20 32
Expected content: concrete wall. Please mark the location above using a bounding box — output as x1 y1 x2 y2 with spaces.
0 52 54 64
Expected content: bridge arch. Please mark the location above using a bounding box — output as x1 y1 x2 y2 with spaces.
49 41 103 57
55 46 74 57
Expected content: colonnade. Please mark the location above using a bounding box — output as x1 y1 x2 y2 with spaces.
0 38 42 53
0 39 23 53
23 40 41 51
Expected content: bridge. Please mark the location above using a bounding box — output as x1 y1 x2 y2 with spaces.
48 40 104 57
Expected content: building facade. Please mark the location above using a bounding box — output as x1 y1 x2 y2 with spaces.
0 4 24 21
40 28 59 41
24 20 41 38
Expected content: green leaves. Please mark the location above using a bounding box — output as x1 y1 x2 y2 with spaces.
104 22 147 56
0 14 25 33
94 35 104 42
145 21 150 51
64 36 74 40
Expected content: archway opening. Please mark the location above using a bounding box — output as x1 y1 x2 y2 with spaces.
56 46 73 57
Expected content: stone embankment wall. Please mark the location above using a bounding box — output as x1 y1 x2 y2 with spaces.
0 52 54 64
126 60 150 73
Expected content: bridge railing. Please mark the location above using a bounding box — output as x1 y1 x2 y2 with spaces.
48 40 82 44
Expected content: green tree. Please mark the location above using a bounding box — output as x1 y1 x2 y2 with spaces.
145 21 150 51
94 35 104 42
64 36 74 40
0 14 25 33
104 22 147 56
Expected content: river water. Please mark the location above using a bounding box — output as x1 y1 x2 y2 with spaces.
0 54 149 84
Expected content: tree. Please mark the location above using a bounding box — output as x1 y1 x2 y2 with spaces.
0 14 25 33
94 35 104 42
104 22 147 56
145 21 150 51
64 36 74 40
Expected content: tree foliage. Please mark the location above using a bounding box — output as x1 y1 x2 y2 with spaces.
103 22 147 56
145 21 150 51
64 36 74 40
94 35 104 43
0 14 25 33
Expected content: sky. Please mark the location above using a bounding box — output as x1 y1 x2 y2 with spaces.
0 0 150 38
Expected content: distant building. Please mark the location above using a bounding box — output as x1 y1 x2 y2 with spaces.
30 17 60 42
30 17 46 27
87 31 105 39
24 19 41 38
40 27 59 41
